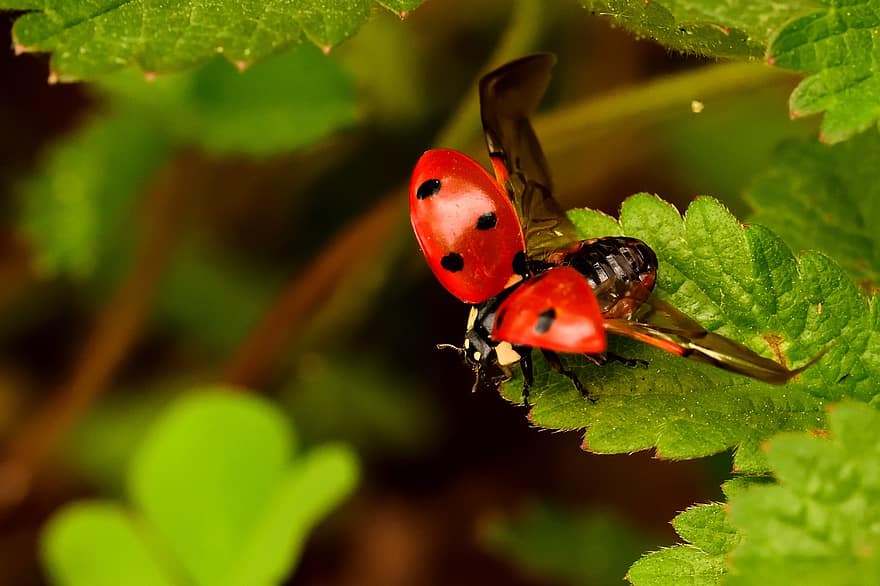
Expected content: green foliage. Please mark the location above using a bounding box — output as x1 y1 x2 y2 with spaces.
41 391 359 586
284 355 439 456
579 0 818 58
501 195 878 472
768 0 880 143
1 0 426 80
21 46 357 281
97 45 358 156
727 402 880 585
20 116 172 278
485 504 656 585
746 131 880 288
628 403 880 585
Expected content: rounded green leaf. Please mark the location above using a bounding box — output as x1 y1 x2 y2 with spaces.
41 502 174 586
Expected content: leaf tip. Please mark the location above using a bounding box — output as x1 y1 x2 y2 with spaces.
47 70 59 85
14 44 30 55
766 56 776 66
322 45 333 55
236 60 249 72
810 428 831 438
215 46 225 54
144 71 157 82
790 109 801 120
398 10 409 19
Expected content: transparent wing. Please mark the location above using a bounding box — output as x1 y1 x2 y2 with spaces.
603 295 824 385
479 53 579 257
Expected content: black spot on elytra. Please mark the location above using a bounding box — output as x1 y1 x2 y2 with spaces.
476 212 497 230
440 252 464 272
512 251 527 276
534 308 556 334
416 179 441 199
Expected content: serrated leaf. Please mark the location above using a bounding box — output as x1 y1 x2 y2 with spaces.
2 0 425 80
727 402 880 585
672 504 739 556
98 45 358 156
485 504 654 586
580 0 818 58
745 132 880 289
628 504 734 585
41 391 359 586
500 195 878 472
628 545 724 586
768 0 880 143
19 115 172 278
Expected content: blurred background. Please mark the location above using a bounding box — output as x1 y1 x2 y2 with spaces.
0 1 818 584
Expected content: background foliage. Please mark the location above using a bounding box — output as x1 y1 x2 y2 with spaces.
0 0 878 585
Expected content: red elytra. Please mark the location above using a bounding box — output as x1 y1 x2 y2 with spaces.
410 149 527 304
493 266 607 354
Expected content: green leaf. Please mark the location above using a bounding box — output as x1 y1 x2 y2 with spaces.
579 0 818 58
19 115 172 278
41 391 359 586
3 0 426 80
98 45 359 156
500 195 878 473
745 131 880 289
727 402 880 584
485 504 655 586
42 503 174 586
768 0 880 143
628 545 725 586
627 504 733 585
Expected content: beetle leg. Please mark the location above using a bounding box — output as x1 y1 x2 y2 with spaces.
518 348 534 408
541 350 596 403
605 352 649 369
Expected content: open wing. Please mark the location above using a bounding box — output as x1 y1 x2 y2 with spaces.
479 53 579 257
603 295 823 385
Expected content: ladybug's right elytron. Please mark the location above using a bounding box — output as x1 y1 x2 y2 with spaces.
410 53 823 405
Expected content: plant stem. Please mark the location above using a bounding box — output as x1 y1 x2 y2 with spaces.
537 62 792 153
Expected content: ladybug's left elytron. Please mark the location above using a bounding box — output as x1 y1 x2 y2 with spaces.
410 54 822 405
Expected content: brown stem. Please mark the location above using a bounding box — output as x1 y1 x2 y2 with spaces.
0 155 184 511
222 192 405 388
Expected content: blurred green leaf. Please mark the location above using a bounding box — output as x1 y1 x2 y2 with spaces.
768 0 880 143
500 195 877 473
42 390 359 586
20 115 172 278
486 504 655 585
579 0 818 58
66 388 174 495
98 45 359 156
338 11 427 126
2 0 427 80
745 131 880 288
727 402 880 585
42 503 174 586
285 355 438 455
155 243 279 355
663 85 818 207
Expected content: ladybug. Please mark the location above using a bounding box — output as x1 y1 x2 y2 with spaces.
411 53 824 406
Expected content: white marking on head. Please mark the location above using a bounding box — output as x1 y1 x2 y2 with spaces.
472 351 482 361
494 342 521 366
